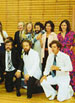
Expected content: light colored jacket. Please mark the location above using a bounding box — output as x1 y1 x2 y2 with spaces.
41 32 58 63
23 49 42 80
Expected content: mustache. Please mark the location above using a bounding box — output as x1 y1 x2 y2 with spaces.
6 47 11 50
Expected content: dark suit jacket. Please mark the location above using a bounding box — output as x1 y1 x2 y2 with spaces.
14 31 22 55
0 48 24 73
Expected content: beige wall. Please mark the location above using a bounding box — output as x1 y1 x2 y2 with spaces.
0 0 75 37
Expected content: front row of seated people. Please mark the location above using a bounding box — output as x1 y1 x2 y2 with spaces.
0 37 74 101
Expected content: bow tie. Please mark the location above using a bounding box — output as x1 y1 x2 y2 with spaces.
24 51 29 55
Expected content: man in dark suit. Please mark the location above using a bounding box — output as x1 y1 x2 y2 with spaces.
0 37 24 96
14 22 25 56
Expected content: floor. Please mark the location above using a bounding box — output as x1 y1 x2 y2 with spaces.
0 83 75 103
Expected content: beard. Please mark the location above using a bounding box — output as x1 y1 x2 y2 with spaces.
35 30 41 34
24 48 30 54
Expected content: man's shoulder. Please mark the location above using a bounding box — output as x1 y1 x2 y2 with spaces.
0 50 5 57
59 51 69 58
15 31 19 35
30 49 39 56
12 47 19 53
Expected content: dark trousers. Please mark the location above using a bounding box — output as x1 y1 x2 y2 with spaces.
5 70 21 92
0 72 4 83
42 50 48 73
27 77 43 97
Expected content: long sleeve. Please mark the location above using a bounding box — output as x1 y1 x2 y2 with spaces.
3 31 8 38
28 53 40 76
59 55 73 72
23 49 42 79
17 54 24 71
43 55 53 76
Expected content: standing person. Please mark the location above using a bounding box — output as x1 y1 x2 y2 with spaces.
57 20 75 92
22 40 42 98
14 22 25 56
33 22 45 59
0 37 24 96
41 21 58 72
0 22 8 83
0 22 8 51
40 40 74 102
24 22 33 42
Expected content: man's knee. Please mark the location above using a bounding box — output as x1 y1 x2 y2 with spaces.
41 79 47 86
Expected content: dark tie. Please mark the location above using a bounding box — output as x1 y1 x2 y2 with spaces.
51 55 57 77
7 52 12 70
24 51 29 55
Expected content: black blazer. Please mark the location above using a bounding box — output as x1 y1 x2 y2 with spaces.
0 48 24 73
14 31 22 55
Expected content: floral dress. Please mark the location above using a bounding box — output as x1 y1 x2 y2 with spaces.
58 31 75 92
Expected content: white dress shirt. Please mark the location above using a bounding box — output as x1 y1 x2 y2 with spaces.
44 51 73 77
23 49 42 80
5 51 15 72
0 31 8 43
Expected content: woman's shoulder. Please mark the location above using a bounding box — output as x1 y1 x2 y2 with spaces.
3 30 8 37
50 32 57 35
69 31 75 34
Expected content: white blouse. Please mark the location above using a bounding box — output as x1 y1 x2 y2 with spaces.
0 31 8 43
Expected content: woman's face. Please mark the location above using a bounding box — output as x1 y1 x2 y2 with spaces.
46 23 51 32
61 22 67 32
27 24 33 32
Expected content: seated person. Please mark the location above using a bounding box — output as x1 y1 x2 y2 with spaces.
0 37 24 96
21 40 42 98
40 40 74 102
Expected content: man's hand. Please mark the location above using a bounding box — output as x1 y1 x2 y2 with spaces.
40 75 47 83
36 33 42 40
4 72 6 75
51 65 60 71
15 71 21 78
24 74 30 81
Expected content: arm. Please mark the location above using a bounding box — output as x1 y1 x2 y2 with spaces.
28 53 40 76
59 55 73 72
16 50 24 71
43 55 52 76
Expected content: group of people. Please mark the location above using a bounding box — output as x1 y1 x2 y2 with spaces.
0 19 75 102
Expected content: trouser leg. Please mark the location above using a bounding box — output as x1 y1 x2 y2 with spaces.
27 77 36 98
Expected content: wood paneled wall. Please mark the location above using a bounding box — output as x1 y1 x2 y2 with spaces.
0 0 75 37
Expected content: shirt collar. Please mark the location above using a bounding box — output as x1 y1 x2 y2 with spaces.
23 48 31 56
52 51 61 57
6 50 11 54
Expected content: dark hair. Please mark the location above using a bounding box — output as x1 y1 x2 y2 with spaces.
49 40 62 50
21 39 32 47
34 22 44 30
59 20 71 32
5 37 14 45
45 20 55 32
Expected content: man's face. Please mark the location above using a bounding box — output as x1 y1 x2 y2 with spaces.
35 25 41 34
18 23 24 31
5 42 13 52
51 44 59 55
22 42 30 52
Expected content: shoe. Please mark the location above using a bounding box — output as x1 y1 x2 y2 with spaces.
16 91 21 97
27 95 32 99
49 93 57 100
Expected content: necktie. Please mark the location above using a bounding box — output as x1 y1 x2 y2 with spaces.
7 52 12 70
51 55 57 77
